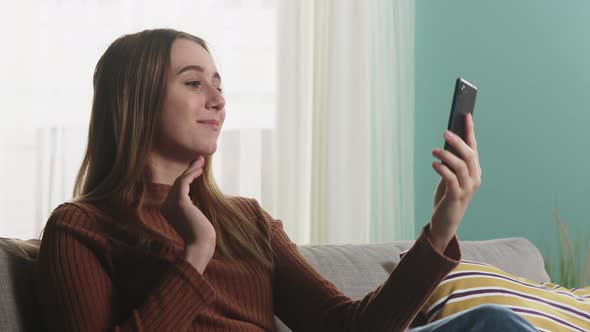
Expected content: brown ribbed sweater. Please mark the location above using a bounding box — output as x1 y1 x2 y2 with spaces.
36 183 461 332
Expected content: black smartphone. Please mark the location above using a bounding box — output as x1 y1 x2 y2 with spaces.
444 78 478 157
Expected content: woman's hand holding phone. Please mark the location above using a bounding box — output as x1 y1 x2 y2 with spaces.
429 113 481 253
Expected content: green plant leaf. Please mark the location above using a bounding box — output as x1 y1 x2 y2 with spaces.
547 208 589 289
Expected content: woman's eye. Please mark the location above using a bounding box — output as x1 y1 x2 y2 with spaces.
185 81 202 88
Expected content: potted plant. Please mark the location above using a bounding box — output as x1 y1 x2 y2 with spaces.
544 209 590 288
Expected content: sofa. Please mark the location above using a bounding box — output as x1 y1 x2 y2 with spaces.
0 237 549 331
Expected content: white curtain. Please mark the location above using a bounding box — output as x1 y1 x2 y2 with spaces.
0 0 414 244
0 0 278 239
275 0 415 244
368 0 415 242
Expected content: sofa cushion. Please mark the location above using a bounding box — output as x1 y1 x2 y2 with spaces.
297 238 549 301
0 239 42 332
423 260 590 331
0 237 548 332
275 237 550 332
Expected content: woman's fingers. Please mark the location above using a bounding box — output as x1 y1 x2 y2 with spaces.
432 161 460 193
435 118 482 193
180 167 203 187
432 148 470 188
464 113 477 149
464 113 482 177
443 129 479 179
183 156 205 175
173 156 206 197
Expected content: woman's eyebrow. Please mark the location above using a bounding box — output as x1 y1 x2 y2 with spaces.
176 65 221 81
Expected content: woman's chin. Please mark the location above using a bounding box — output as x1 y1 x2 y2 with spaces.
194 144 217 158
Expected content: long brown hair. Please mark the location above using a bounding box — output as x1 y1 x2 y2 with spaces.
72 29 272 268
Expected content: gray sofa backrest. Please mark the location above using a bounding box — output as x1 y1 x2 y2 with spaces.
0 237 549 332
0 239 42 332
274 237 550 331
298 237 550 298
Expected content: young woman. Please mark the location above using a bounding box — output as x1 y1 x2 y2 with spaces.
36 29 536 331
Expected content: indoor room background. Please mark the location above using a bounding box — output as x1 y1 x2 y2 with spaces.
415 0 590 284
0 0 588 286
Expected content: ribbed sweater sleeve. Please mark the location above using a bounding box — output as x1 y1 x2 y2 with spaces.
249 201 461 332
36 204 215 332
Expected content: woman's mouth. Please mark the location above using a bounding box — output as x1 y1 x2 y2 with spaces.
197 120 219 130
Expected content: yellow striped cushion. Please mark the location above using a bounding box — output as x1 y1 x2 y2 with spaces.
425 260 590 332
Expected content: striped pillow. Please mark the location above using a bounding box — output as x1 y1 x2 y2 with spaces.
424 260 590 332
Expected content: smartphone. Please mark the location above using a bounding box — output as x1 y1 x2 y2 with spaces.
444 78 478 157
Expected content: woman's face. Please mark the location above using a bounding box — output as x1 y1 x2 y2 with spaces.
154 38 225 164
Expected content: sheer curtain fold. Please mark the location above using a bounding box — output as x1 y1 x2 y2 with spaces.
275 0 415 244
369 0 416 242
0 0 278 239
0 0 414 243
272 0 314 244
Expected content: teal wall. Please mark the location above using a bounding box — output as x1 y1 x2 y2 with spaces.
415 0 590 278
